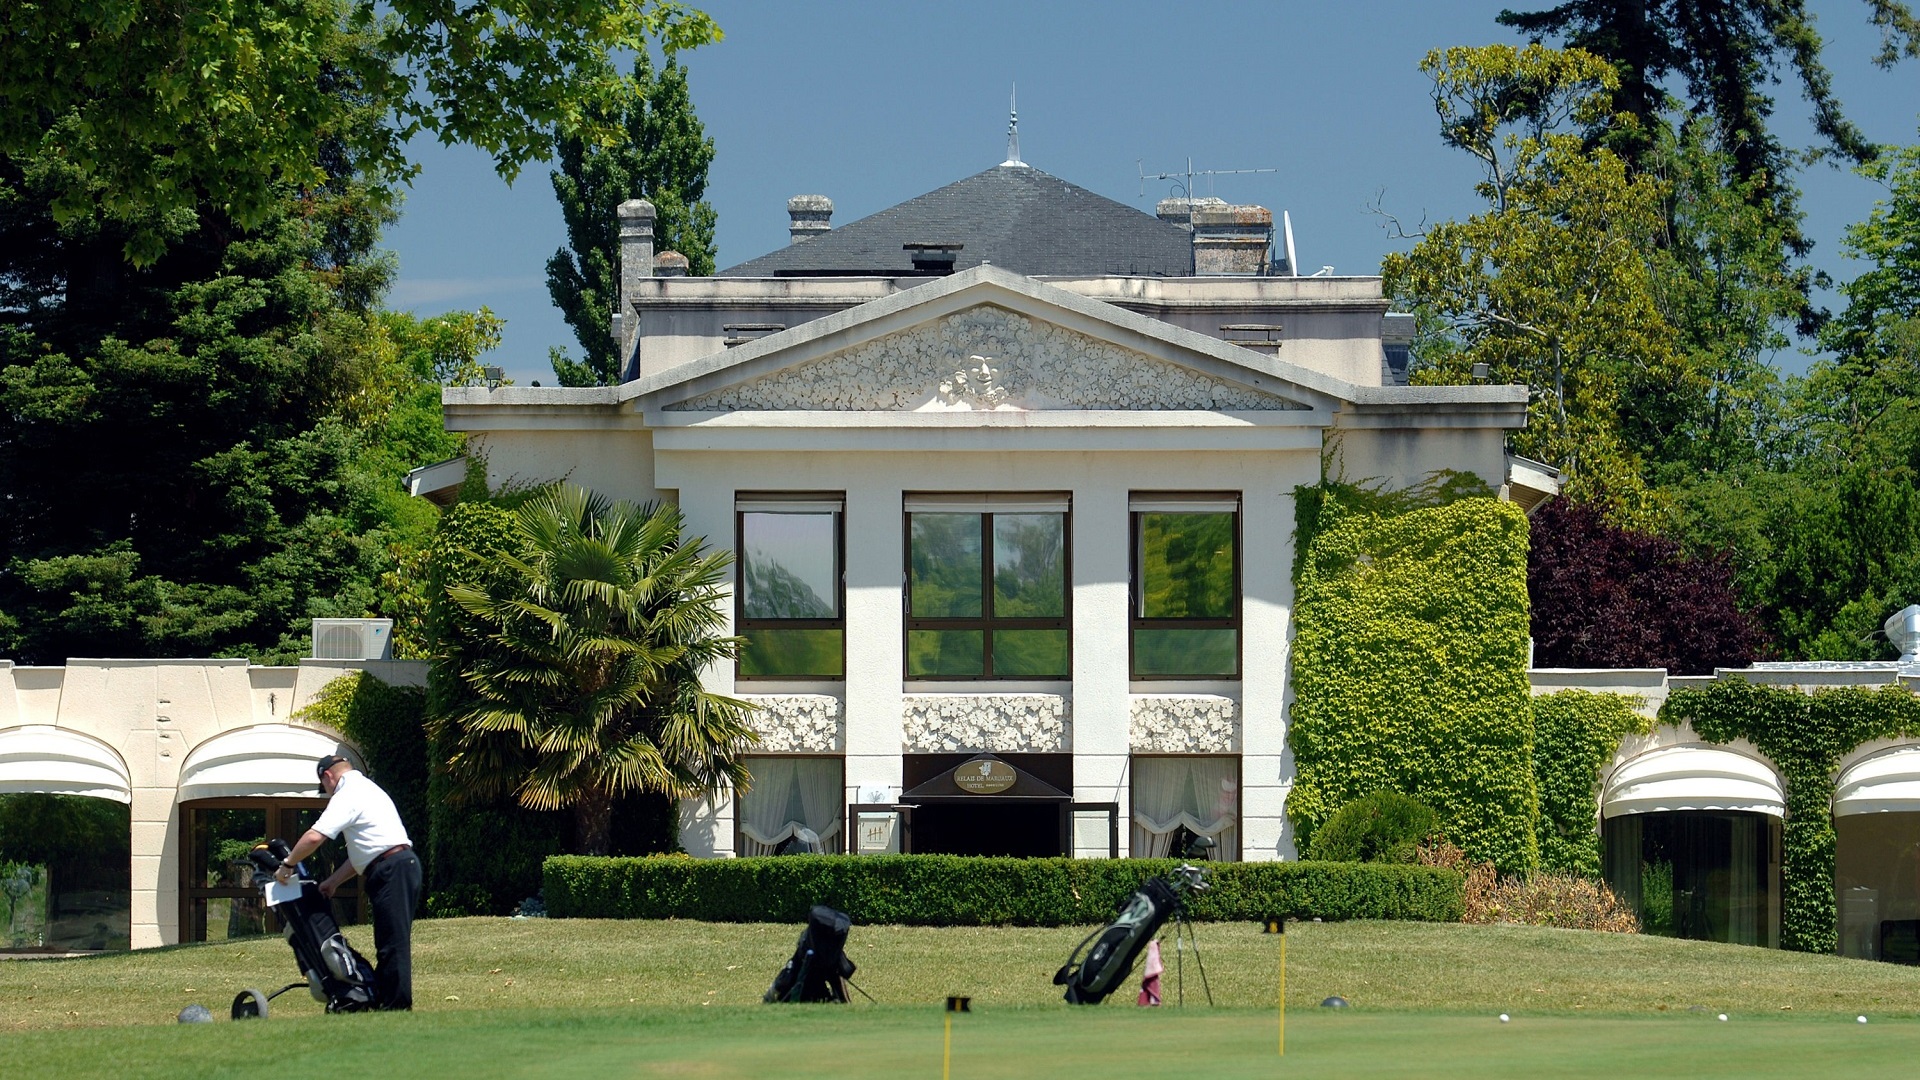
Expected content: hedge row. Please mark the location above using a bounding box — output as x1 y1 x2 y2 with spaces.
543 855 1465 925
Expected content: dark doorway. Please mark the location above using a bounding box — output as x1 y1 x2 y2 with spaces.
912 802 1066 858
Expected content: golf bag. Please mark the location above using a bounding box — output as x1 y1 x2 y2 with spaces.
237 839 376 1015
1053 876 1180 1004
764 905 857 1003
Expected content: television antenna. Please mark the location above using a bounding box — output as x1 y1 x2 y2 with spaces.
1138 158 1277 222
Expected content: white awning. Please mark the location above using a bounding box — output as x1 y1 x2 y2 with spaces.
178 725 360 802
1834 745 1920 817
1602 745 1785 819
0 725 133 803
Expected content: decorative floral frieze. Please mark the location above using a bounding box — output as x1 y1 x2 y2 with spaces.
668 306 1305 412
1129 695 1239 753
902 694 1070 753
741 695 843 753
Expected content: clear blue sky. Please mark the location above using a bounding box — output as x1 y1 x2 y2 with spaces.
383 0 1920 385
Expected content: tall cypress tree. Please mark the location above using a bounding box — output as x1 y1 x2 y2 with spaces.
547 54 718 387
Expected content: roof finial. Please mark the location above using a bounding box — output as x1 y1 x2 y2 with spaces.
1002 84 1025 167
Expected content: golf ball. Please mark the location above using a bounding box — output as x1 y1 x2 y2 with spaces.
1718 1014 1729 1022
1499 1014 1510 1023
1858 1015 1869 1024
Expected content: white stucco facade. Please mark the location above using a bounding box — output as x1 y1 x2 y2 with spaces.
443 265 1530 862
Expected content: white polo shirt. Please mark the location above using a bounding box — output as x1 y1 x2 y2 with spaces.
313 770 413 873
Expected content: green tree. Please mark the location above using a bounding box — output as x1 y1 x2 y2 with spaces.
1633 120 1810 480
547 53 718 386
1496 1 1919 220
1383 45 1680 520
434 485 755 855
0 1 722 264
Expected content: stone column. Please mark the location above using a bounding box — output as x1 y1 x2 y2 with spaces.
1071 483 1131 857
1240 486 1296 859
842 481 905 839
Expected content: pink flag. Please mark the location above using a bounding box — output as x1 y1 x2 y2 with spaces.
1137 939 1164 1006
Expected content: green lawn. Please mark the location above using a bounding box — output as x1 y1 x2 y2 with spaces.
6 918 1920 1078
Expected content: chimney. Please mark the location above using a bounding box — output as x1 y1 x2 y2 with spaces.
616 199 655 368
655 250 689 277
1191 201 1273 276
904 242 962 275
788 195 833 244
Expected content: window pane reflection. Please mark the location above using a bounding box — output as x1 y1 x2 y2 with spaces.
992 515 1065 617
1138 513 1234 619
907 630 984 676
910 515 983 617
741 512 839 619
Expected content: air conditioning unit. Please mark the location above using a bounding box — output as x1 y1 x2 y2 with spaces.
311 618 393 661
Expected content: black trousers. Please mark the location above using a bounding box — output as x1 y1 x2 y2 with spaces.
363 848 422 1010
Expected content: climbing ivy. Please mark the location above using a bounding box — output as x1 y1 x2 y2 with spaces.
1661 680 1920 952
1532 690 1648 878
293 671 431 860
1289 496 1538 874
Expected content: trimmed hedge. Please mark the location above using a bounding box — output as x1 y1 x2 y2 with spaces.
543 855 1465 925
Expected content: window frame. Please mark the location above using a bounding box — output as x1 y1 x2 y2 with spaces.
1128 753 1243 861
731 753 847 857
1129 493 1243 680
902 495 1073 681
734 492 847 682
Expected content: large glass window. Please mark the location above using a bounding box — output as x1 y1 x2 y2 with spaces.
737 495 844 679
905 494 1070 679
1131 755 1240 860
1835 812 1920 962
1131 495 1239 678
181 801 361 942
0 793 131 952
1603 811 1779 947
735 756 845 855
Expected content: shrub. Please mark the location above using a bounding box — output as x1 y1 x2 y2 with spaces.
1420 841 1637 932
1289 493 1538 874
1307 791 1441 864
543 855 1465 926
294 671 430 861
1528 499 1767 674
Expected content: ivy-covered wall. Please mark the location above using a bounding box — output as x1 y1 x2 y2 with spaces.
1531 690 1648 878
294 671 430 855
1288 495 1539 875
1662 680 1920 952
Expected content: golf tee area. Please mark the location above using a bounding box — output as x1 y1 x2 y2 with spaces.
7 919 1920 1078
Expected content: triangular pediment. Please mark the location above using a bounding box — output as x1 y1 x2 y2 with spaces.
664 303 1309 413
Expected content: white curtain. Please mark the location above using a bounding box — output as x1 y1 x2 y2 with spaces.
1131 756 1239 860
738 757 843 855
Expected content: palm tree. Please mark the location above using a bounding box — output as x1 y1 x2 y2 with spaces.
435 485 756 855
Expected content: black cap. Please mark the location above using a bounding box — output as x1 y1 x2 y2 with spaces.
316 755 348 792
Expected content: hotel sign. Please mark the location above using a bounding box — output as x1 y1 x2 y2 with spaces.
955 760 1018 794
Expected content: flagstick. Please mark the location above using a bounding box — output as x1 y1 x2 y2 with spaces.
943 1013 953 1080
1279 931 1287 1056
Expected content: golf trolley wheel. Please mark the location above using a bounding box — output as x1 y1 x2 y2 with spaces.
231 989 270 1020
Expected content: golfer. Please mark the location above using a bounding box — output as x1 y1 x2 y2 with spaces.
274 754 420 1010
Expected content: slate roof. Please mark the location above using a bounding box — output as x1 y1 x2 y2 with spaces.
719 164 1195 278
